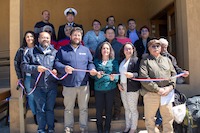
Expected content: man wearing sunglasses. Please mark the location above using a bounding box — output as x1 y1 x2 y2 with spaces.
139 39 176 133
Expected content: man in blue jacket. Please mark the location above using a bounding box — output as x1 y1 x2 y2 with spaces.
54 27 97 133
22 32 58 133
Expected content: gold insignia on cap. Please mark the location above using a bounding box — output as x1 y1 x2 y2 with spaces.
68 8 73 13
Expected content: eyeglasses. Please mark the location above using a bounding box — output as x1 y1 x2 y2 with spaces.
151 45 161 49
124 47 134 51
45 30 52 33
141 29 148 33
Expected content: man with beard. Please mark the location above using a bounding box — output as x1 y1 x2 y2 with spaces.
22 32 58 133
54 27 97 133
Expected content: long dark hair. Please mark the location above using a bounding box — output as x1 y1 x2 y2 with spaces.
21 31 36 48
119 42 137 62
97 42 115 60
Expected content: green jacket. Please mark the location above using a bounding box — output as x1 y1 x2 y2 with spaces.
94 59 119 91
139 54 176 96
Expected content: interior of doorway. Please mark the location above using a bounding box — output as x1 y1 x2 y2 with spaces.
150 3 176 56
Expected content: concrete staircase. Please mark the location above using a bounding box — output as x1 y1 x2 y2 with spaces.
25 86 146 133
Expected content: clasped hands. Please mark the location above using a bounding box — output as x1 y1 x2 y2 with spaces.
157 85 173 96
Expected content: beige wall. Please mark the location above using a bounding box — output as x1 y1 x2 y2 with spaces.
176 0 200 96
0 0 175 58
23 0 149 35
0 0 174 58
0 0 9 58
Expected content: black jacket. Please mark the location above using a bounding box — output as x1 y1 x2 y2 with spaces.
57 23 83 41
134 37 151 60
120 57 141 92
22 45 57 89
162 52 183 74
14 47 25 79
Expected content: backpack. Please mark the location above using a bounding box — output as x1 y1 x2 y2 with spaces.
187 96 200 121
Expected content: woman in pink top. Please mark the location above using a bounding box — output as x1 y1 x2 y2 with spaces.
116 24 132 45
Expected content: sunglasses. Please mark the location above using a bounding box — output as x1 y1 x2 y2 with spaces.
151 45 161 49
45 30 52 33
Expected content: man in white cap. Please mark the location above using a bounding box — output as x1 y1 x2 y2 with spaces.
57 7 83 41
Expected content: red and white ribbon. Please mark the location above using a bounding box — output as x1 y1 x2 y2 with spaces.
17 68 185 98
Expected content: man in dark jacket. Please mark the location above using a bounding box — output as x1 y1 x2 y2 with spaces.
134 25 151 61
54 27 97 133
57 8 83 41
159 38 189 81
101 16 116 34
22 32 58 133
34 10 56 41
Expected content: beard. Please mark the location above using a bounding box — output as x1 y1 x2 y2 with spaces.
71 40 80 45
40 40 50 48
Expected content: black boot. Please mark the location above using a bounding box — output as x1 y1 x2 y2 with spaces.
34 115 38 125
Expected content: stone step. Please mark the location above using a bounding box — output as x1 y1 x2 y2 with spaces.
55 97 144 111
55 97 96 107
26 106 144 119
25 116 146 133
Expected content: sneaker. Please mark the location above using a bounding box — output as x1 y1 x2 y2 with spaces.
48 130 55 133
64 127 73 133
37 129 46 133
80 128 88 133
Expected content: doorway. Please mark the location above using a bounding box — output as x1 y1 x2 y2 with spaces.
150 3 176 56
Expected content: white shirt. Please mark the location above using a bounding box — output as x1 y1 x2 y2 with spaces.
119 58 130 84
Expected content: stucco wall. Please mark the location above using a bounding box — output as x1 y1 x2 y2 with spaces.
178 0 200 96
0 0 9 58
0 0 175 58
23 0 148 35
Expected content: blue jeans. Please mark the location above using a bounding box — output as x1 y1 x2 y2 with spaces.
24 75 36 115
155 109 162 126
33 86 57 131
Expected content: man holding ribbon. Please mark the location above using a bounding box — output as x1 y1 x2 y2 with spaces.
139 39 177 133
22 32 58 133
54 27 97 133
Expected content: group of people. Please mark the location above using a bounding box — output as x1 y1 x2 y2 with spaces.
14 7 190 133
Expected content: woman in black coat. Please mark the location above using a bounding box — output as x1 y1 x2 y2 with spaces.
118 42 140 133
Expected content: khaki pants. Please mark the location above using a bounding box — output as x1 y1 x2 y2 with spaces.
62 85 89 131
144 92 174 133
121 83 139 130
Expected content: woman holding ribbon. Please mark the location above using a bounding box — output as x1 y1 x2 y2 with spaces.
14 31 37 124
94 42 119 133
139 39 176 133
118 42 140 133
